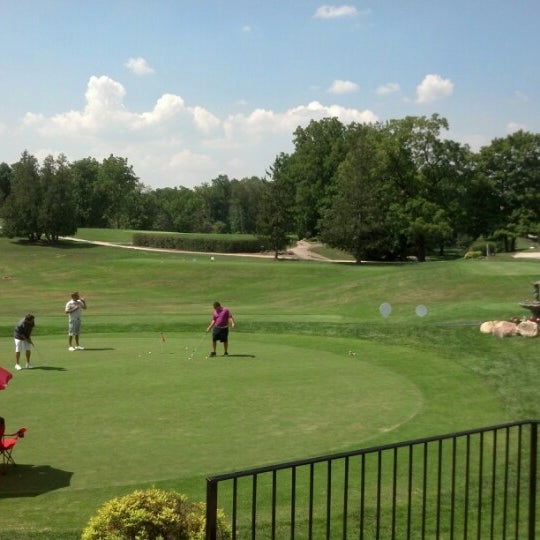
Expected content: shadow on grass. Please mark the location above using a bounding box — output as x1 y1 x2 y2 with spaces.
11 239 97 250
31 366 67 371
0 464 73 498
76 348 114 351
214 354 256 358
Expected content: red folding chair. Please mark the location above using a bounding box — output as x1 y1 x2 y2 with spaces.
0 417 28 474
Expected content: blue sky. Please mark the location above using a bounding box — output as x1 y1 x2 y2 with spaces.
1 1 538 189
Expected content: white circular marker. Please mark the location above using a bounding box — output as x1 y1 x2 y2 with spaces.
379 302 392 318
415 304 428 317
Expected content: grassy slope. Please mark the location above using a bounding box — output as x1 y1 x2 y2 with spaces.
0 233 538 538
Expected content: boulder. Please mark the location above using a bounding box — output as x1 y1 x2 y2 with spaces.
492 321 518 338
516 320 539 338
480 321 497 334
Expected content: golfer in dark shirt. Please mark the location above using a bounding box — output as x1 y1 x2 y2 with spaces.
14 314 35 370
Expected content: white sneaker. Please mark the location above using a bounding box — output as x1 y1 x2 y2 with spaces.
69 347 76 351
75 346 85 350
15 364 22 371
26 363 33 369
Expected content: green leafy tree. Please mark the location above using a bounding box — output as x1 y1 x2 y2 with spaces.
287 117 348 238
136 189 161 230
146 187 205 232
0 162 12 207
121 184 150 229
97 154 142 228
320 123 400 262
256 154 295 258
257 181 290 258
461 169 499 243
70 157 103 227
382 115 455 261
39 154 78 241
322 115 465 261
397 131 477 255
2 151 42 240
390 199 453 261
228 176 265 234
195 175 232 233
424 139 478 252
194 190 220 232
476 130 540 251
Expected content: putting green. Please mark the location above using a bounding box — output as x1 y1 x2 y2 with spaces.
0 330 506 537
1 333 423 491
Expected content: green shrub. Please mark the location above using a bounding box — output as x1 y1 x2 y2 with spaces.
81 488 231 540
469 239 497 256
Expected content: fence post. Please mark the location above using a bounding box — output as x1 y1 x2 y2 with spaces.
206 478 218 540
529 422 538 540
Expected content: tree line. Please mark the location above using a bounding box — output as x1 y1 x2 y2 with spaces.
1 114 539 262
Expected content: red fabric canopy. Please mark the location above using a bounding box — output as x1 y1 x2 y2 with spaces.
0 367 13 390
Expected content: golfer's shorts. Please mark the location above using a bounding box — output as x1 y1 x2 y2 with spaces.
14 339 31 352
212 326 229 343
68 318 82 336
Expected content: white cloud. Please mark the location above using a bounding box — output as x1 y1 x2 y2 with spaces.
328 79 359 95
314 5 359 19
507 121 527 133
241 25 252 33
376 82 400 96
21 112 45 127
136 94 185 127
125 57 155 76
22 77 222 140
22 77 118 134
15 76 379 188
192 106 221 134
169 148 214 170
415 74 454 104
23 76 130 135
224 101 377 140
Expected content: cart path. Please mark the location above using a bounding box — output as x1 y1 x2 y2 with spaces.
62 237 342 261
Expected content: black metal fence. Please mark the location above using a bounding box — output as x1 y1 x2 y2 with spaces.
206 420 538 539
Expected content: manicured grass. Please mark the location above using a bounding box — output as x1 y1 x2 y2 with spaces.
69 227 142 244
0 234 538 538
306 242 355 261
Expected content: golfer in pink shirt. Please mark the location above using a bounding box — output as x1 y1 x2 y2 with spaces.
206 301 236 357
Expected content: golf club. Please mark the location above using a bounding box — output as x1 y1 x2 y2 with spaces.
188 333 206 360
30 342 42 367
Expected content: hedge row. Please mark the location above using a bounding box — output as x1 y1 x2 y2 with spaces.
132 233 265 253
